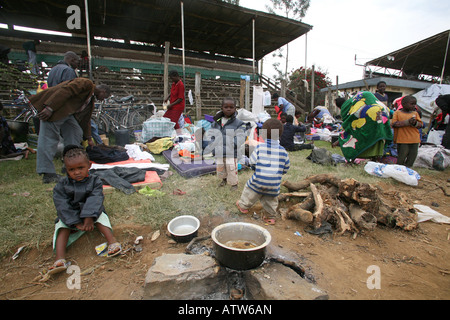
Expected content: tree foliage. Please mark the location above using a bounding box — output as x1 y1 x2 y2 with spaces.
288 66 332 107
265 0 311 82
266 0 310 20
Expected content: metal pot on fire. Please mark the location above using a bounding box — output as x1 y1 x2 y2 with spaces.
211 222 271 270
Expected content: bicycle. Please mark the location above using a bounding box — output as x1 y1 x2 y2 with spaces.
92 95 155 139
7 90 39 134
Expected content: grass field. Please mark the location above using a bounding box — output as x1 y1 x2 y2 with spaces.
0 140 421 258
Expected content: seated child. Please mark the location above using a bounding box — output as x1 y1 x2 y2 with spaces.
49 145 121 275
236 119 290 220
280 115 314 151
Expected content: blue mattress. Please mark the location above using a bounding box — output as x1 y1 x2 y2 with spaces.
162 150 216 178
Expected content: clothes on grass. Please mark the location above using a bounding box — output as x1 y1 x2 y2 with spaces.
245 139 290 197
90 167 146 195
338 91 393 161
86 145 129 164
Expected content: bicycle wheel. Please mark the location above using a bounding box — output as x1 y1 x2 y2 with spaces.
96 114 111 135
24 111 39 134
126 110 147 132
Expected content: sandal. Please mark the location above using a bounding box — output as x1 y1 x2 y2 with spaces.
264 218 276 225
236 201 249 214
173 189 186 195
108 242 122 257
48 259 69 275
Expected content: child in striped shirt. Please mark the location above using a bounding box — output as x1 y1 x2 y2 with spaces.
236 119 290 220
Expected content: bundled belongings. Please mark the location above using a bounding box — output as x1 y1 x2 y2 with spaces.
142 117 176 142
413 145 450 171
86 145 129 164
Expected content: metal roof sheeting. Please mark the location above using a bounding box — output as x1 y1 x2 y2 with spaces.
365 30 450 78
0 0 312 60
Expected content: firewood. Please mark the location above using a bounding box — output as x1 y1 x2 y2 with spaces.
310 183 326 229
348 204 377 231
299 195 315 211
284 204 313 223
282 174 340 191
333 207 354 235
278 192 311 202
280 174 419 233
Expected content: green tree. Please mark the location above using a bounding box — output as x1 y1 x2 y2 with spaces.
288 66 331 108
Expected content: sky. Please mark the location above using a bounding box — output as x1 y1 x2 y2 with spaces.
240 0 450 85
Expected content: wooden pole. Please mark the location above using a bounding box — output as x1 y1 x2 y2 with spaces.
252 18 255 82
195 72 202 120
181 1 186 83
440 30 450 84
245 78 250 110
164 41 170 100
240 78 245 109
310 64 315 111
84 0 92 80
304 32 308 109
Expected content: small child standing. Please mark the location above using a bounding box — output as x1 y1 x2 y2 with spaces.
209 97 248 189
236 119 290 221
49 145 121 275
391 95 423 167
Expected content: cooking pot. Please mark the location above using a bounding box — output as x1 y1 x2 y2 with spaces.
167 215 200 243
6 120 29 143
211 222 271 270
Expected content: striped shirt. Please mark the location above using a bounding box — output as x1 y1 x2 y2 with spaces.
246 139 290 196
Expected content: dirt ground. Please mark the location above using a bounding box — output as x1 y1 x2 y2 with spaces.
1 172 449 301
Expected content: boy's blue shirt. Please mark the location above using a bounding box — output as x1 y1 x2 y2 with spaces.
246 139 290 196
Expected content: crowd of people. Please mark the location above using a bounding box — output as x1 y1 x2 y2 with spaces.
3 44 450 276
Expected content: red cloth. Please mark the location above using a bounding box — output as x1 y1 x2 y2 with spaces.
274 106 281 119
163 80 185 129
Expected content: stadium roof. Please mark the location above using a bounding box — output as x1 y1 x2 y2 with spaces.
0 0 313 61
365 30 450 79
